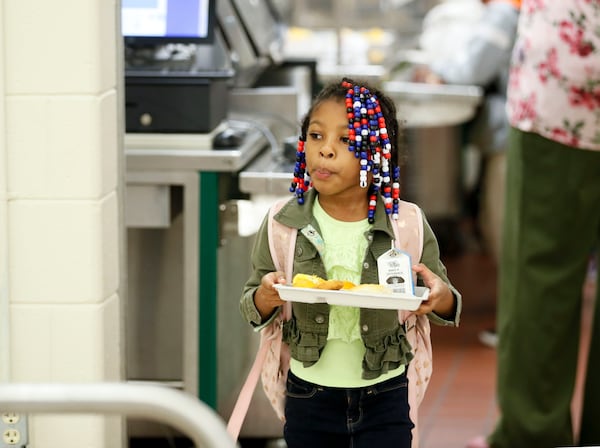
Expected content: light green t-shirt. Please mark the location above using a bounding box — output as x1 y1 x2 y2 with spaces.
290 198 405 387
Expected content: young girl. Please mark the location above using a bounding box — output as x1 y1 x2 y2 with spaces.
240 78 461 448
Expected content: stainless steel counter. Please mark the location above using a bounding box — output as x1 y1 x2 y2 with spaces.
238 150 293 196
124 119 271 172
123 120 276 438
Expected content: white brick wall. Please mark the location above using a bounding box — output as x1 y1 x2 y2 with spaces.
6 93 118 198
1 0 124 446
9 194 119 303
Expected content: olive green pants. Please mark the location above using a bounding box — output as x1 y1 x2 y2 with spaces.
490 128 600 448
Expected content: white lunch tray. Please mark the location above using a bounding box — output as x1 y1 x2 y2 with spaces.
273 284 429 311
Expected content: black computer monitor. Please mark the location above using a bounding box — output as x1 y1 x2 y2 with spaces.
122 0 216 46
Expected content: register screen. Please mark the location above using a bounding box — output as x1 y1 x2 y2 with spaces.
122 0 211 40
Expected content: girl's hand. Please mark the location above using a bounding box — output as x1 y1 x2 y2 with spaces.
254 271 287 320
412 263 456 319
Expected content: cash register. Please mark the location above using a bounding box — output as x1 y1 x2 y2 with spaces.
122 0 234 134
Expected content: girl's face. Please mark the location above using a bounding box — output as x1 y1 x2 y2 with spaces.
304 99 367 203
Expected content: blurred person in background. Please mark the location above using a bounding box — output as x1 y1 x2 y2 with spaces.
415 0 521 347
468 1 600 447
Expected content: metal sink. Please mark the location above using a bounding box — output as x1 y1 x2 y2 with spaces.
383 81 483 127
382 81 483 128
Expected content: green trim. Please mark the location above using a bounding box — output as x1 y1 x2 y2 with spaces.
198 172 218 408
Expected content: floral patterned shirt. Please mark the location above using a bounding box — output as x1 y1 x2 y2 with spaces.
507 0 600 151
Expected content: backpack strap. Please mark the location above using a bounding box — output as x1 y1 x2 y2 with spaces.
390 201 431 448
267 197 295 320
390 201 424 323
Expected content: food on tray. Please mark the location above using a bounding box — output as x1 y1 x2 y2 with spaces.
292 274 395 295
292 274 356 290
292 274 324 288
291 274 394 294
350 284 393 294
316 279 345 290
340 281 356 290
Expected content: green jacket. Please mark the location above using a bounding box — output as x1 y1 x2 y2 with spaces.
241 189 462 379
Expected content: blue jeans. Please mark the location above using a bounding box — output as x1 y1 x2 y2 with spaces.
284 370 413 448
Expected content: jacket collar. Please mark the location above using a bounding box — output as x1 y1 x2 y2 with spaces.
275 189 396 239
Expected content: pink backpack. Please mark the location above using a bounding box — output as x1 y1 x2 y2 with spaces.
228 198 433 448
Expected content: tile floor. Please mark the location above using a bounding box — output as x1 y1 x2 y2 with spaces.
419 249 499 448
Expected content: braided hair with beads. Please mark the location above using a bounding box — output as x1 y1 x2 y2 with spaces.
290 77 402 223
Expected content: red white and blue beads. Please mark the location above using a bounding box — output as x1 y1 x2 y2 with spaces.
289 138 309 204
290 79 401 222
341 80 400 223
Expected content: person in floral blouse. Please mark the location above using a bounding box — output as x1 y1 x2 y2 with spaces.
468 1 600 447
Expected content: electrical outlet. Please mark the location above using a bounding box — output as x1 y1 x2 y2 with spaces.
2 429 19 445
0 412 28 448
0 415 18 426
